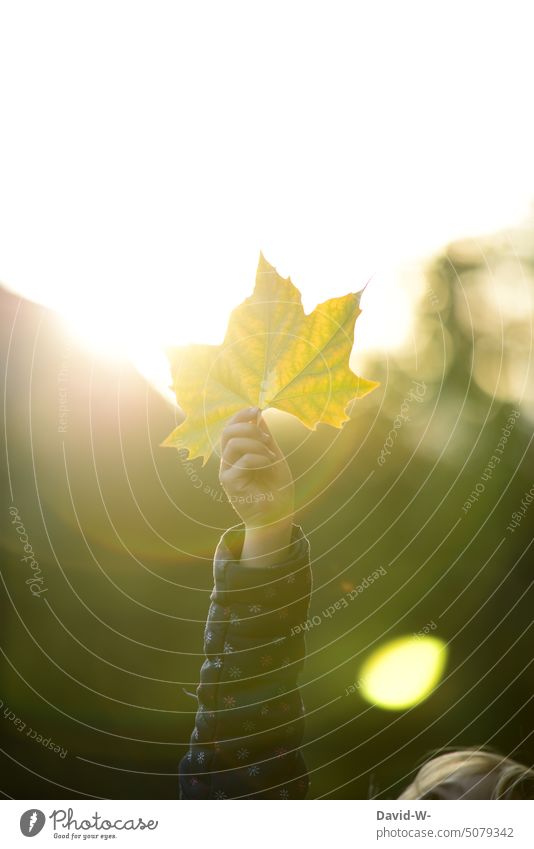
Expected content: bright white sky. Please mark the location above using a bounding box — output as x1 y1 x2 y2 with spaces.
1 2 533 397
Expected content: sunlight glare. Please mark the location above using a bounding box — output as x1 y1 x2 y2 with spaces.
1 2 533 402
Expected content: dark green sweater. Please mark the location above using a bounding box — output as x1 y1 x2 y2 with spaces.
179 522 312 799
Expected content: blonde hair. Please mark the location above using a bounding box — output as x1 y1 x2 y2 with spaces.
399 749 534 800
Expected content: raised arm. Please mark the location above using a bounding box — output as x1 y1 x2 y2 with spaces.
179 408 312 799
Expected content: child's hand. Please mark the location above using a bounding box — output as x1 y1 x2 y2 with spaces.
219 407 295 567
219 407 295 528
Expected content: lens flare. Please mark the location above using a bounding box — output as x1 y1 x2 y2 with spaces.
358 635 447 710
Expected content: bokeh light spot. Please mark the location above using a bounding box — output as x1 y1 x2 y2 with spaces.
358 636 447 710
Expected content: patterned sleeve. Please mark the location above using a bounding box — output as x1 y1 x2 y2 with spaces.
179 522 312 800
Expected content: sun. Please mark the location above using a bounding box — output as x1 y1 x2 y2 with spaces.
46 255 416 406
1 1 532 409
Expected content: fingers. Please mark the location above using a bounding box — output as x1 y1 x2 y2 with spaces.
227 407 261 427
221 408 281 467
219 452 272 487
223 436 276 466
221 421 273 454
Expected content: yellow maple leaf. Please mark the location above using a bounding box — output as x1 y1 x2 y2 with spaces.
161 253 379 464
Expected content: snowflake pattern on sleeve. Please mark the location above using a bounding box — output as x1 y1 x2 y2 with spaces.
178 522 312 800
